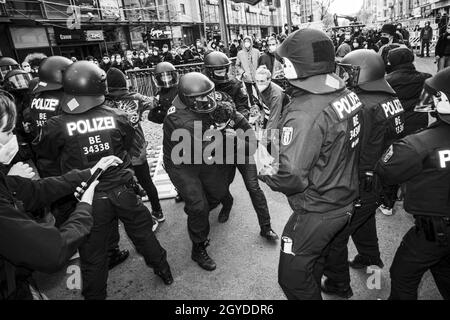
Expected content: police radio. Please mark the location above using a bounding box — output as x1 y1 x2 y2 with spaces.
335 63 361 89
74 168 103 202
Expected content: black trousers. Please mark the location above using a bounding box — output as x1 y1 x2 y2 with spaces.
79 184 167 300
223 163 271 228
165 163 227 244
133 161 162 212
421 40 430 56
278 209 351 300
389 218 450 300
323 198 381 285
244 82 256 105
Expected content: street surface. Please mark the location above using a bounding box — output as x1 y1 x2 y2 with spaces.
35 56 443 300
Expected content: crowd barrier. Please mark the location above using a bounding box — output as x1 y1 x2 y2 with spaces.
127 58 237 97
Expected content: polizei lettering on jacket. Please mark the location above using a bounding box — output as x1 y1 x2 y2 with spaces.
30 97 59 111
331 92 362 120
381 98 404 119
66 117 116 136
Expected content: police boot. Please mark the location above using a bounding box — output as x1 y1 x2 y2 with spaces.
154 260 174 285
349 254 384 269
321 276 353 299
218 194 233 223
191 240 216 271
108 248 130 270
260 225 279 241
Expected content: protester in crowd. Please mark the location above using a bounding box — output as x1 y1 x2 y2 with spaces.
148 47 161 67
21 61 32 74
435 24 450 71
254 66 289 133
258 37 283 79
112 54 126 73
229 39 239 58
161 44 174 63
378 23 407 71
123 50 136 71
135 50 148 69
386 47 432 135
236 35 260 105
420 21 433 57
100 54 112 72
336 33 353 60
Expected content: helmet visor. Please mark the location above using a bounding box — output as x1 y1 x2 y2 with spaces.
208 66 230 83
189 90 217 113
154 71 179 88
1 65 20 80
415 87 436 113
335 63 360 88
6 73 32 90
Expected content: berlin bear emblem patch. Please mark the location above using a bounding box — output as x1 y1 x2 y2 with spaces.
282 127 293 146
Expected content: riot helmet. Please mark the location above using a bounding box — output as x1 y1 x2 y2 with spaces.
34 56 73 93
153 62 179 88
3 69 33 92
204 51 231 84
61 61 107 114
178 72 216 113
340 49 395 94
276 29 344 94
0 57 20 82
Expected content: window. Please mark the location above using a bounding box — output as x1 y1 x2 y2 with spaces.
180 3 186 15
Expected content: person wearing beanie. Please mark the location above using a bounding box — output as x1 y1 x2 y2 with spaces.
105 67 164 225
386 47 432 135
378 23 407 70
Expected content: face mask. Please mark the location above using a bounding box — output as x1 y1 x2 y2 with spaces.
380 36 390 45
23 66 31 73
116 58 122 63
196 42 201 47
127 54 133 60
353 42 359 48
268 45 277 53
163 48 168 53
139 55 145 60
257 84 269 93
244 42 251 49
0 134 19 165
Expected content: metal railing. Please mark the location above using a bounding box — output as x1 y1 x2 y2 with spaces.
126 58 237 97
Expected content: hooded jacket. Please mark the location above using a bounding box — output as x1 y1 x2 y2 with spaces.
236 36 260 83
386 48 431 135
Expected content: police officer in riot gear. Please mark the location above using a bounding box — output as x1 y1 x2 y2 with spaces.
259 29 363 300
34 61 173 299
0 57 20 85
375 68 450 300
163 72 228 271
204 51 250 119
208 90 278 241
148 62 179 124
322 49 405 298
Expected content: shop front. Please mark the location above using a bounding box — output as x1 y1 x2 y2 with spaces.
53 27 106 59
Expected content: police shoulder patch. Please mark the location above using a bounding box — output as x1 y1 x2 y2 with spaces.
383 145 394 163
167 106 176 115
282 127 293 146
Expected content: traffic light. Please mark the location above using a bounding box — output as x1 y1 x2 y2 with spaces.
142 32 148 43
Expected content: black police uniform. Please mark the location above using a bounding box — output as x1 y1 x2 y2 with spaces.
324 91 405 287
215 79 250 119
29 90 64 177
148 86 178 124
34 105 168 299
261 86 363 300
163 96 227 245
375 120 450 300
